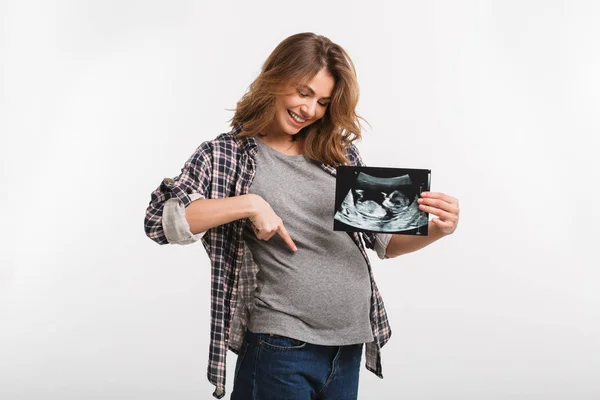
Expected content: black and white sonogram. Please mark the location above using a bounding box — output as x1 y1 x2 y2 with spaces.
333 166 431 235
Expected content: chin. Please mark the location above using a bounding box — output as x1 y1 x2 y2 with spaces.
281 119 303 135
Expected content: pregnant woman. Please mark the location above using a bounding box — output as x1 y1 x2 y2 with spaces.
144 32 460 400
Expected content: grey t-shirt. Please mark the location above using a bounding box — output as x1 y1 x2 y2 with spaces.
243 138 374 345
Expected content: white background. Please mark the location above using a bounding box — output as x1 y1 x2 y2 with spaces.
1 1 599 399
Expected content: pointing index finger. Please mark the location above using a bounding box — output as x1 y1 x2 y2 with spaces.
277 225 297 252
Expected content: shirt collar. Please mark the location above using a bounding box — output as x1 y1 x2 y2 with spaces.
231 125 258 157
230 124 340 177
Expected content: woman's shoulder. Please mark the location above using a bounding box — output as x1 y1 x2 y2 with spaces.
195 125 253 153
343 141 363 166
189 126 255 166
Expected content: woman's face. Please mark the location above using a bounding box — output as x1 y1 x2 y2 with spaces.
266 68 335 138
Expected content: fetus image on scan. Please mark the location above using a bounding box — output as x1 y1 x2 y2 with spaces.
334 171 428 233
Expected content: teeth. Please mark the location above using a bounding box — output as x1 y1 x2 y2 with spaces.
289 110 305 123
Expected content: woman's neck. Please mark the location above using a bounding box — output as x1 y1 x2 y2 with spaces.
257 134 305 156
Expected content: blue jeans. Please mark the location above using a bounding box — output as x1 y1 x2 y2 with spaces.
231 330 364 400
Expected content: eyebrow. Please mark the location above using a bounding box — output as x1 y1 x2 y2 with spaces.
299 84 331 100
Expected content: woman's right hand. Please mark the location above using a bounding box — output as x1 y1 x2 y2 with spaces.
248 194 297 252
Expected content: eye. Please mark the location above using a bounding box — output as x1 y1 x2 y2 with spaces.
318 101 329 107
298 90 308 97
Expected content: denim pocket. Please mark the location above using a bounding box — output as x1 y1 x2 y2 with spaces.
258 333 307 352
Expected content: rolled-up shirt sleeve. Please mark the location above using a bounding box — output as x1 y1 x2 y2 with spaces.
144 142 212 245
374 233 392 260
162 193 207 244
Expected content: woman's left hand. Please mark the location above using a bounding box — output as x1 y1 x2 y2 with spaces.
417 192 460 235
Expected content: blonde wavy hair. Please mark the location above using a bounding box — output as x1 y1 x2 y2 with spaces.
229 32 367 166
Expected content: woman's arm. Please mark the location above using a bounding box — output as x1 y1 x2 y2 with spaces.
184 194 258 234
385 191 460 258
184 194 297 252
385 221 448 257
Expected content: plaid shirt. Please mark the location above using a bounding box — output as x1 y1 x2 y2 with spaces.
144 125 392 398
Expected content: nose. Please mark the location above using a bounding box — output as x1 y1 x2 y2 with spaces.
299 100 317 119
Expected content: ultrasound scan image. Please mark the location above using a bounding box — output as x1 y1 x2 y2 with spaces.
334 167 431 235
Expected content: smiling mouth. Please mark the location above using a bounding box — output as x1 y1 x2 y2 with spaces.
288 110 306 124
